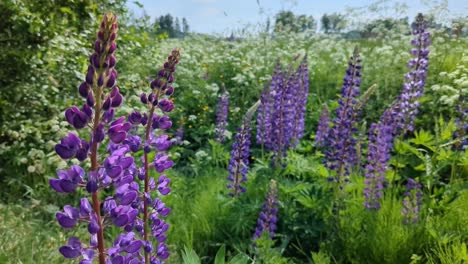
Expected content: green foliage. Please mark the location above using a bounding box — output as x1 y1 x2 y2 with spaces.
1 3 468 264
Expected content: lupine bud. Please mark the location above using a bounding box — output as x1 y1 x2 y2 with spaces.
402 179 423 224
253 180 279 241
227 102 259 196
79 82 90 98
140 93 148 104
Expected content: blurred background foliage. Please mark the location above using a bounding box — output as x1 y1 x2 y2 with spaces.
0 0 467 263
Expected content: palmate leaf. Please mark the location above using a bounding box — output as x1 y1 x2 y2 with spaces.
410 129 435 151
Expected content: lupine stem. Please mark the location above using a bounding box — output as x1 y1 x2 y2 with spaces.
143 105 155 264
90 88 105 264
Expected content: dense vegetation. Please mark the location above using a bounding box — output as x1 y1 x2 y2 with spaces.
0 1 467 263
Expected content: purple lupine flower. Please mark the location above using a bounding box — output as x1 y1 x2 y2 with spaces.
227 101 260 197
215 88 229 143
382 14 430 135
363 123 393 210
257 63 281 147
454 95 467 150
50 13 150 264
315 104 330 147
227 120 251 196
325 47 362 184
253 180 279 241
257 58 309 165
402 178 423 224
119 48 180 263
291 56 309 145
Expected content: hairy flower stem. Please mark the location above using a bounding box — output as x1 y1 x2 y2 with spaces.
90 88 105 264
143 105 156 263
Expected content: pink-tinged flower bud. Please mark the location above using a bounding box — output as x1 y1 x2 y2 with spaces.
167 74 174 83
78 82 89 98
94 123 105 143
110 32 116 41
108 55 116 68
86 93 95 107
85 66 94 85
90 53 100 68
97 31 104 41
111 92 123 108
165 86 174 96
82 104 92 118
97 74 104 87
106 72 116 88
103 97 111 111
108 42 117 54
158 69 167 78
140 93 148 104
94 41 101 53
148 93 155 103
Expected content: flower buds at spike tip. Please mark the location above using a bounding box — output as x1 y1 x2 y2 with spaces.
85 66 94 85
165 86 174 96
140 93 148 104
110 87 123 108
106 71 116 87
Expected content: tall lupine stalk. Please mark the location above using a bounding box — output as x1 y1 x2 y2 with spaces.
325 47 362 185
291 56 309 146
227 101 260 197
315 104 330 148
215 88 229 143
51 13 133 263
402 179 423 224
257 63 282 148
253 180 278 241
363 14 430 209
256 58 309 165
382 13 430 136
363 123 393 209
128 49 181 263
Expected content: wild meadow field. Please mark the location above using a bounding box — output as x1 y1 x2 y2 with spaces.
0 1 467 263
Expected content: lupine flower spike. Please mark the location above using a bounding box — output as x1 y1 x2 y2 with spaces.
402 179 423 224
227 101 260 197
381 13 430 136
363 123 393 209
253 180 279 241
51 13 135 264
127 48 181 263
256 57 309 165
315 104 330 148
363 14 431 209
325 47 362 185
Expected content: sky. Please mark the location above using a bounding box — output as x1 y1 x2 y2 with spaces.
127 0 468 34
